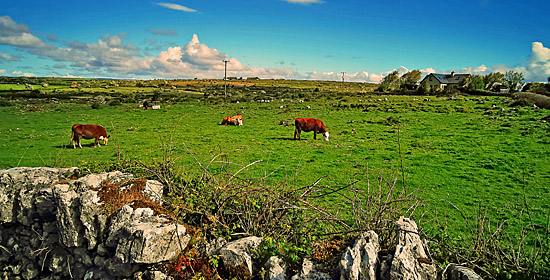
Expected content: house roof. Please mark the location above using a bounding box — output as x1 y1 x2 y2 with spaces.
422 73 470 84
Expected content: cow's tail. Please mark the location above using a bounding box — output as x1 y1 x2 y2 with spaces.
70 130 74 146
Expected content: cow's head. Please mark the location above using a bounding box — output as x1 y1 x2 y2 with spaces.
99 135 110 145
323 131 330 141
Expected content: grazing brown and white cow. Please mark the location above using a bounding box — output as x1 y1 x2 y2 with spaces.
294 118 329 141
220 114 243 126
71 124 109 149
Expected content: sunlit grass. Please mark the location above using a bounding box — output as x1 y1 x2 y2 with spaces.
0 82 548 248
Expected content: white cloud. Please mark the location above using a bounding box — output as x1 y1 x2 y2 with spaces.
0 16 50 50
420 67 436 74
156 3 197 12
0 69 5 73
305 70 382 83
12 70 35 77
529 42 550 62
525 42 550 81
181 34 235 70
0 52 19 61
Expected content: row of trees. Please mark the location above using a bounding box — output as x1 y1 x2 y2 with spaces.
378 70 422 92
463 71 526 93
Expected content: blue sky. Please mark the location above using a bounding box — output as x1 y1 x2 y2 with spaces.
1 0 549 82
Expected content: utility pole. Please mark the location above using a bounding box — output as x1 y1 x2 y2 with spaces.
341 72 346 82
223 58 229 101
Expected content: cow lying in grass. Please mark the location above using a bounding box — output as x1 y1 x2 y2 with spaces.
71 124 110 148
220 114 243 126
294 118 329 141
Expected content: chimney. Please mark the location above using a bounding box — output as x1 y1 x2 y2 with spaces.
451 71 455 76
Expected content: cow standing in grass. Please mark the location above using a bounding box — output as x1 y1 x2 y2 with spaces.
220 114 243 126
294 118 329 141
71 124 109 148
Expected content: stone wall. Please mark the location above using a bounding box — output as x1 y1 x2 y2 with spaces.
0 167 482 280
0 167 189 280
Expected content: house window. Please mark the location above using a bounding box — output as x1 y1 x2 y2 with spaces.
429 77 432 81
456 77 460 80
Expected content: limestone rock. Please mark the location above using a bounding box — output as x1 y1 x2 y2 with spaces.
446 264 483 280
219 236 263 279
74 171 132 191
106 205 189 264
53 183 84 247
206 237 228 256
0 167 77 223
79 189 107 249
290 258 332 280
339 230 380 280
144 179 164 202
390 217 437 280
264 256 286 280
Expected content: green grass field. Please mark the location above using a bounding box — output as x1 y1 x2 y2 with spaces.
1 89 548 231
1 79 549 253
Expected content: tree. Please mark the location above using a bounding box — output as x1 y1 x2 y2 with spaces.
483 72 505 91
378 70 400 92
399 70 422 90
464 75 485 91
505 71 525 93
418 80 431 94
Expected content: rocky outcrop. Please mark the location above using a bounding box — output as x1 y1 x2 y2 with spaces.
0 167 189 280
390 217 437 280
218 236 263 278
290 258 332 280
339 231 380 280
1 167 483 280
446 264 483 280
264 256 286 280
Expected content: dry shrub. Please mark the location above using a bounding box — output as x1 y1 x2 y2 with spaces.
130 137 548 278
424 200 550 279
96 178 170 217
310 238 347 268
304 165 422 248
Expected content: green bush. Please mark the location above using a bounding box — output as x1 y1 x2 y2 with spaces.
108 99 122 106
512 92 550 109
509 98 535 107
0 100 12 107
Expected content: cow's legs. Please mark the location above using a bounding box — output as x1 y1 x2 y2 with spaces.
294 128 301 141
73 135 82 149
71 132 75 149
